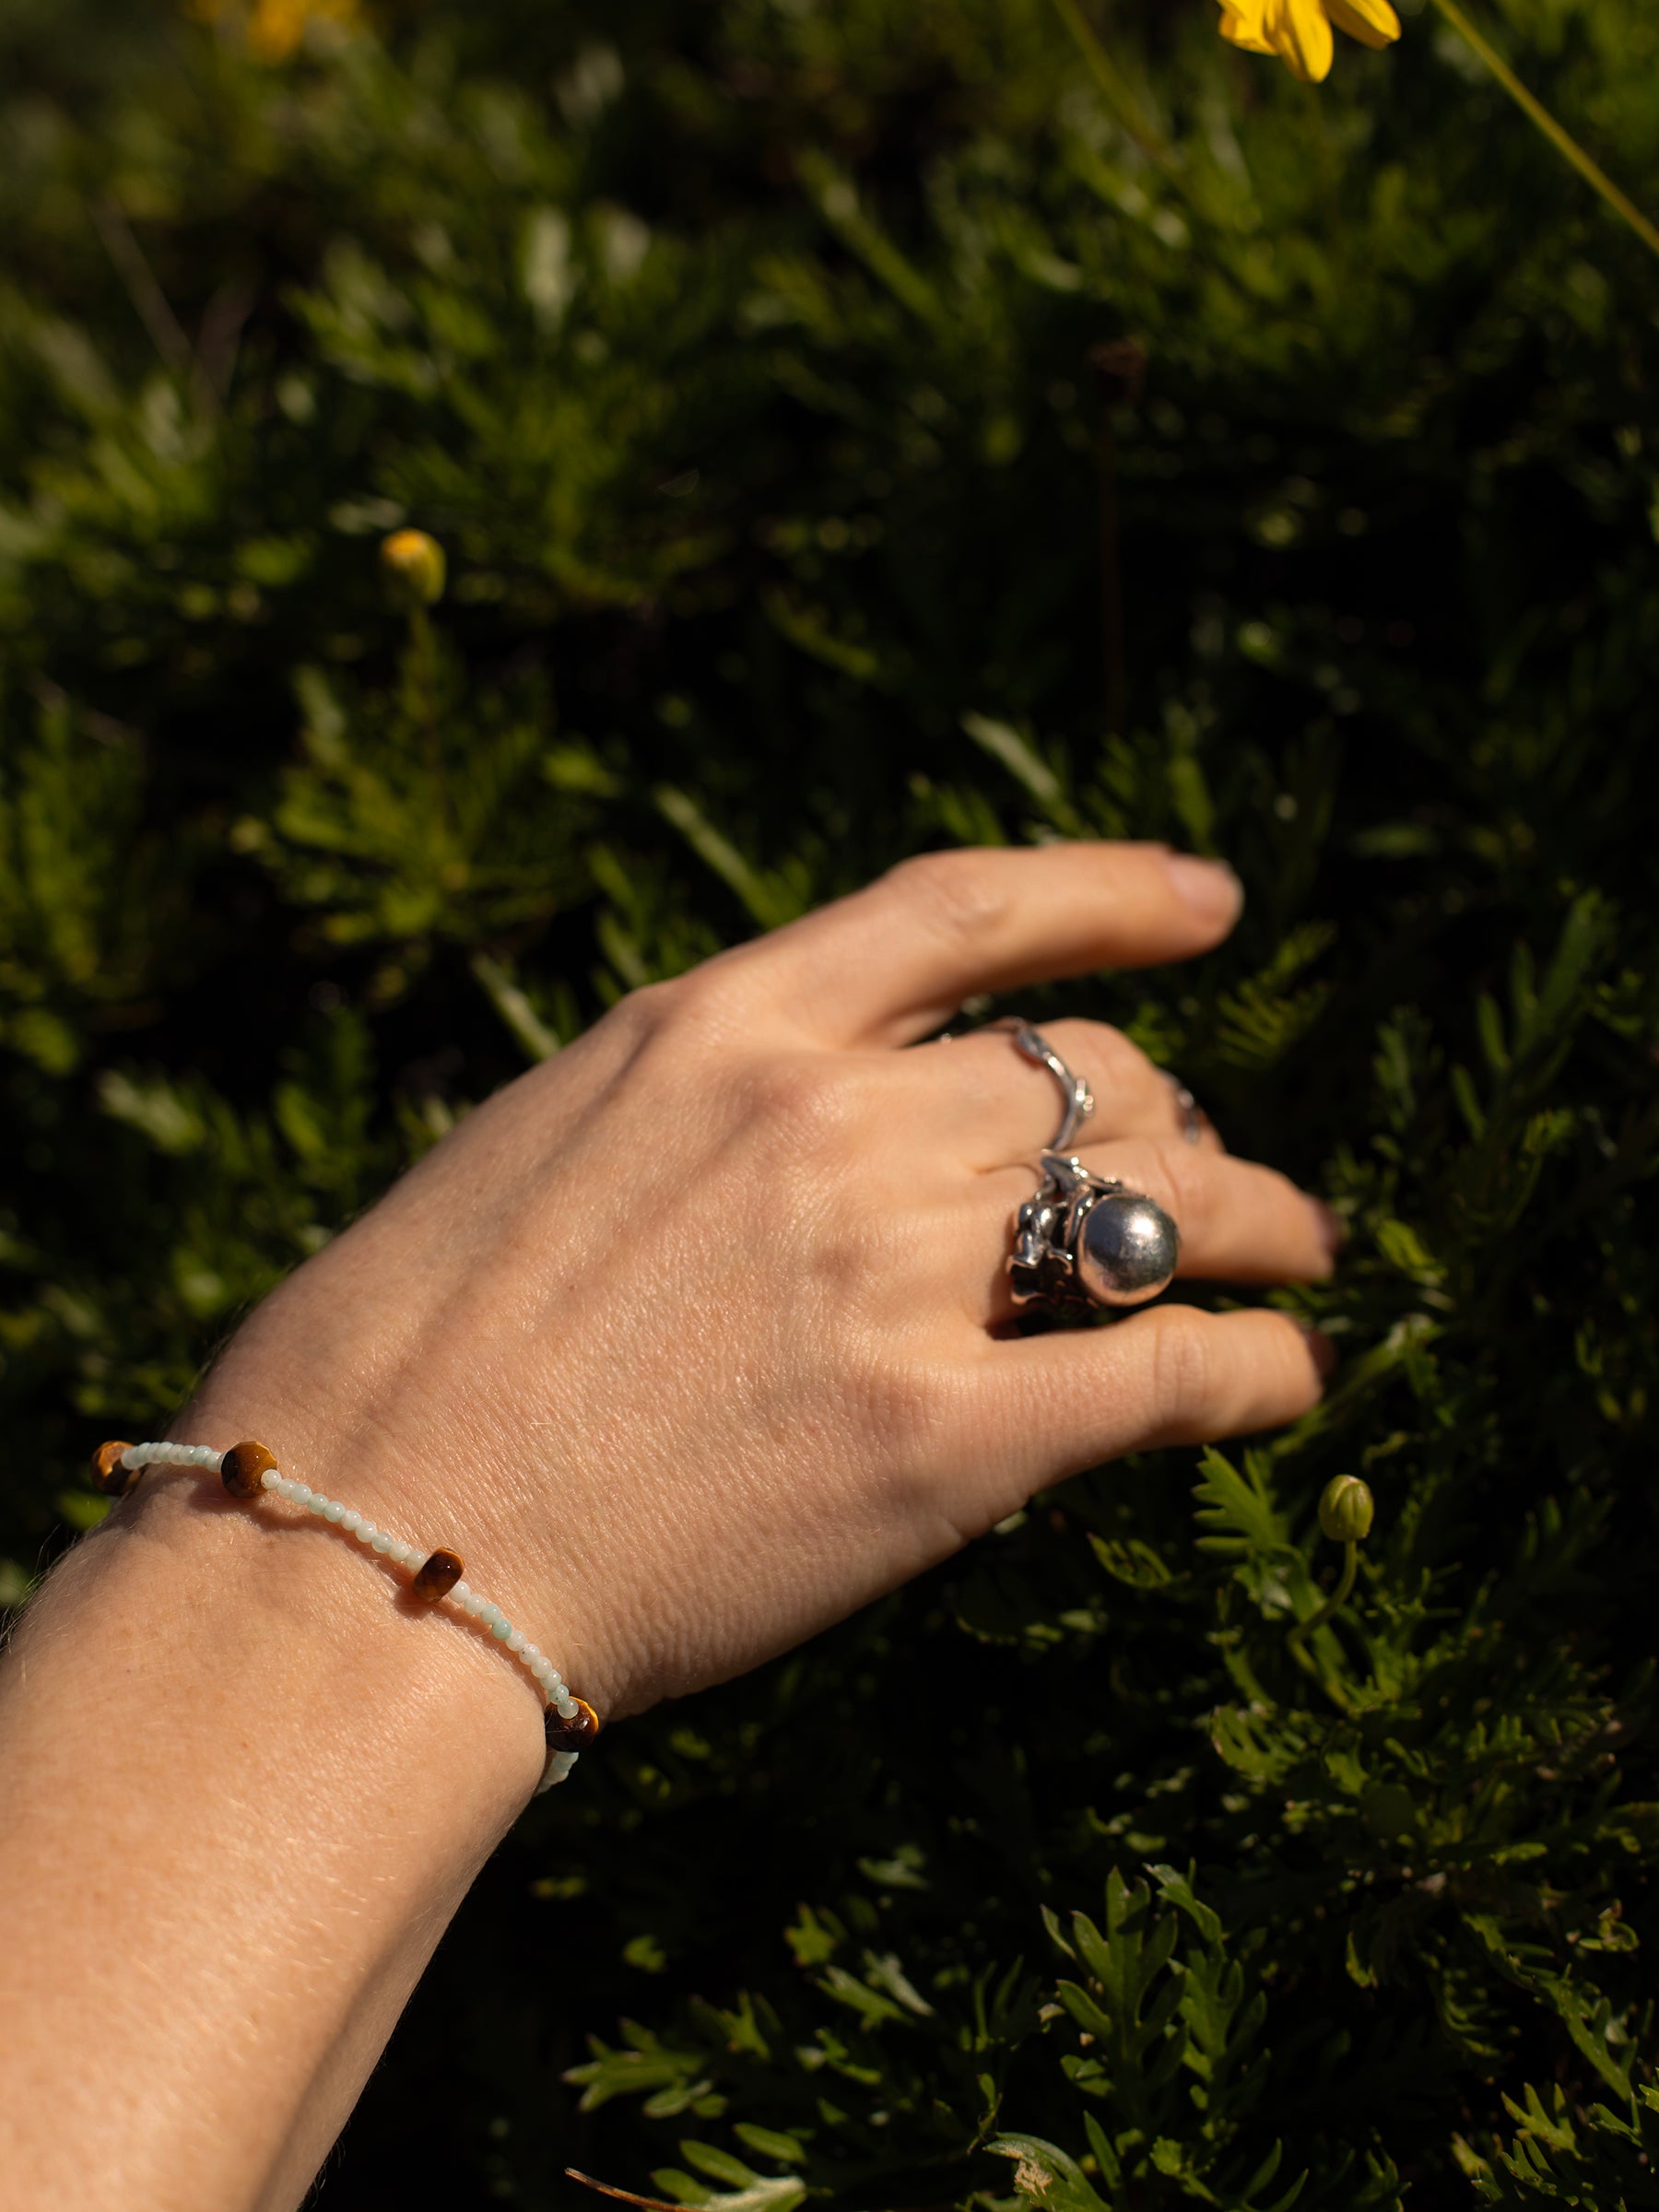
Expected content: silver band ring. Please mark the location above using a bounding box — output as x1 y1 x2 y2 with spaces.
997 1018 1181 1316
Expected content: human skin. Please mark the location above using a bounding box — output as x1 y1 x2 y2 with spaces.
0 843 1337 2210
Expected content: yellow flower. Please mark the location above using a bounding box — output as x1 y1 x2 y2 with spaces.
1218 0 1400 83
381 530 447 607
248 0 358 63
186 0 360 65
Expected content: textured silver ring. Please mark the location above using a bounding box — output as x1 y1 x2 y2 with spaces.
998 1018 1181 1316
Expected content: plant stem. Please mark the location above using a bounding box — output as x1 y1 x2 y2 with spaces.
1047 0 1176 173
471 953 559 1063
1286 1630 1356 1712
1285 1540 1360 1710
408 605 450 832
1292 1541 1359 1642
1090 339 1144 739
1430 0 1659 264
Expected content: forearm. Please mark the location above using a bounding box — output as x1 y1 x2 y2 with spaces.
0 1460 547 2211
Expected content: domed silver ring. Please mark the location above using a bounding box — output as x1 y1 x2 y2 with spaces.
999 1019 1180 1315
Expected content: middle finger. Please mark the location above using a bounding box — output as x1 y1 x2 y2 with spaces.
902 1018 1221 1169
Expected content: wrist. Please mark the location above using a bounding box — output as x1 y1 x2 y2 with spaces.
85 1452 548 1807
168 1329 624 1726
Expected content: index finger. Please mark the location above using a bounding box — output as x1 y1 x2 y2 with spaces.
710 843 1242 1048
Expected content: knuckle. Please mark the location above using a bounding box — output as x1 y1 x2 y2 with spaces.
608 977 684 1042
804 1192 911 1300
575 980 683 1093
734 1051 857 1148
883 849 1009 943
614 969 746 1056
653 966 735 1027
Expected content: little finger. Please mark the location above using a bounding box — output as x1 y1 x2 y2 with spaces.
982 1305 1331 1488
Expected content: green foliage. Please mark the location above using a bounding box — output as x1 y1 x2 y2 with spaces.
1014 1865 1298 2209
5 0 1659 2201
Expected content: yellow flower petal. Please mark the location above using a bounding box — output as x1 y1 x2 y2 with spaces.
1218 7 1277 56
1326 0 1401 49
1265 0 1335 82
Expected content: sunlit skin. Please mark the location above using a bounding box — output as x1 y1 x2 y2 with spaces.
0 844 1338 2209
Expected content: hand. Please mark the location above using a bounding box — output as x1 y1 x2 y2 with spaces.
0 841 1339 2211
180 842 1335 1725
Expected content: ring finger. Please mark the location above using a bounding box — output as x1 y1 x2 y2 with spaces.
957 1137 1338 1324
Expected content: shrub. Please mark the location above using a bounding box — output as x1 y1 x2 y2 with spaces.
4 0 1659 2201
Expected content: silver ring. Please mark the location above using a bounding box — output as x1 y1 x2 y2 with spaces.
996 1017 1095 1148
999 1018 1181 1315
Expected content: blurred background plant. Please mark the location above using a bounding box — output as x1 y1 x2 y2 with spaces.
4 0 1659 2203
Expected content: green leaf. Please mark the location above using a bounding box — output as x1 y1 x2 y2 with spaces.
989 2135 1112 2212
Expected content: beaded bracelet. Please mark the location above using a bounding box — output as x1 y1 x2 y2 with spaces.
90 1438 598 1795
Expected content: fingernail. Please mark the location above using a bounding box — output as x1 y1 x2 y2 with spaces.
1312 1199 1345 1263
1164 852 1243 924
1295 1323 1338 1380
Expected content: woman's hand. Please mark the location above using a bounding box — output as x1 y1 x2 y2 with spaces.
0 841 1338 2212
182 841 1335 1725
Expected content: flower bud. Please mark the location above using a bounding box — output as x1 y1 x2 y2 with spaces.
1318 1475 1373 1544
380 528 446 606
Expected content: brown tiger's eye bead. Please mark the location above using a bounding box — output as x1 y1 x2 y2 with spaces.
90 1441 136 1497
543 1697 601 1754
411 1547 465 1602
220 1440 278 1500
